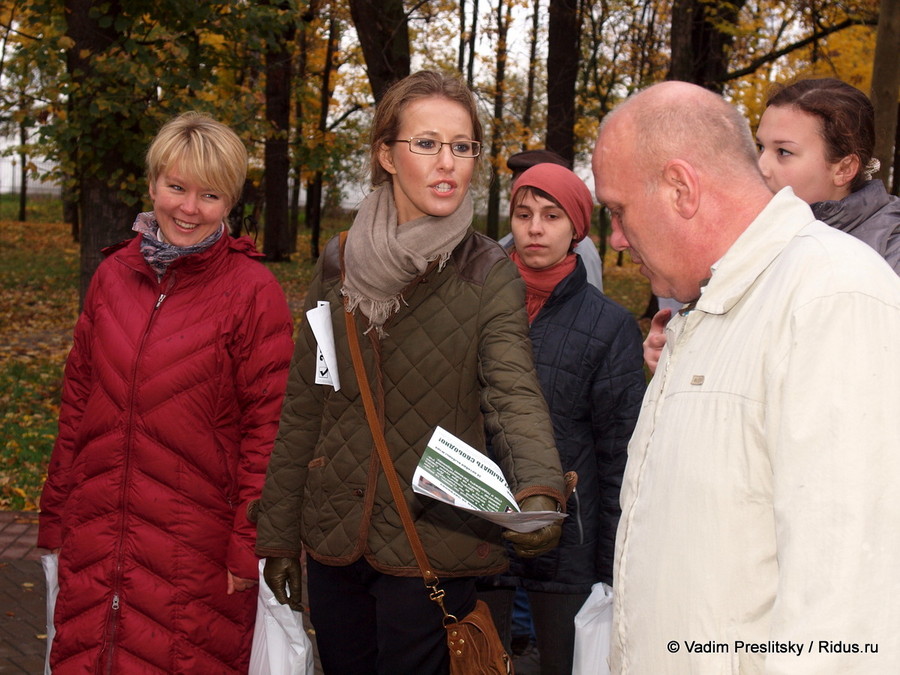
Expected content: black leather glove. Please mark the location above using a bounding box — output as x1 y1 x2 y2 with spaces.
263 557 304 611
502 495 562 558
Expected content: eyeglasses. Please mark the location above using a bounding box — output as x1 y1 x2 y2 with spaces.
391 137 481 158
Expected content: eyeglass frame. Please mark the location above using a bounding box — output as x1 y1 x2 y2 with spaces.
389 137 482 158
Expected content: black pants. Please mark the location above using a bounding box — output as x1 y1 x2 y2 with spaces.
307 557 477 675
478 585 590 675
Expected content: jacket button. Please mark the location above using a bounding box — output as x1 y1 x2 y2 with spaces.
353 488 364 497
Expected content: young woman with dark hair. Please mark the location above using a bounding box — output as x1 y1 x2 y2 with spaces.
757 77 899 273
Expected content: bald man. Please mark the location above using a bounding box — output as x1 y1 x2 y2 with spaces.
592 81 900 674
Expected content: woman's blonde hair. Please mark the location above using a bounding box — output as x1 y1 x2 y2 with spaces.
369 71 483 187
146 112 248 208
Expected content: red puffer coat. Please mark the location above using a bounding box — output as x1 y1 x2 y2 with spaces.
38 229 294 674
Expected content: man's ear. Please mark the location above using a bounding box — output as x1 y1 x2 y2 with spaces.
378 143 398 176
833 154 860 189
663 159 699 219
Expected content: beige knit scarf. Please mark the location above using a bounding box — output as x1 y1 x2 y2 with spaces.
341 184 473 337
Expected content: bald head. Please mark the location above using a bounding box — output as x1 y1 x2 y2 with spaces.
600 81 760 188
592 81 773 303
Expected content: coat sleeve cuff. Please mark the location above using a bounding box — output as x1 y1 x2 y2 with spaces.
227 537 260 580
254 545 303 558
513 485 567 513
37 514 63 550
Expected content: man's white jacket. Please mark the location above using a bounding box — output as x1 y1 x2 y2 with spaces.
611 188 900 674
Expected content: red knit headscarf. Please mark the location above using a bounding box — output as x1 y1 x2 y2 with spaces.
511 163 594 244
509 163 596 322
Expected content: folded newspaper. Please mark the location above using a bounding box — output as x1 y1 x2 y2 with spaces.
412 426 566 534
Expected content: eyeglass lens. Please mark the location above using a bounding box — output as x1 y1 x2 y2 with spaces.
402 138 480 158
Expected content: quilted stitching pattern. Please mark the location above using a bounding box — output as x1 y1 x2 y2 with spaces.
258 232 566 577
505 262 646 592
38 234 294 674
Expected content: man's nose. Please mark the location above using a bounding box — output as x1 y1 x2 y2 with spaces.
609 223 629 252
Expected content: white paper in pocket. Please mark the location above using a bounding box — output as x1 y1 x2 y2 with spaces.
307 301 340 390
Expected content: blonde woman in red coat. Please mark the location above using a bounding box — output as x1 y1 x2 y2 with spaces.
38 112 294 674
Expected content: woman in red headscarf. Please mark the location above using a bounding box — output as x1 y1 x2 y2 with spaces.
490 163 647 674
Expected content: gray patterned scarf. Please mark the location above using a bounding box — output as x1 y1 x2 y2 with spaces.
132 211 224 279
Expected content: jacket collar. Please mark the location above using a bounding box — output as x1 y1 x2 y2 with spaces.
812 179 891 233
694 188 816 316
545 255 587 308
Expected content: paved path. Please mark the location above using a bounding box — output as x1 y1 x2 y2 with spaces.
0 511 46 674
0 511 540 674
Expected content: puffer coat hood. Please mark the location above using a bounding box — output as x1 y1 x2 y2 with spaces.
38 229 294 674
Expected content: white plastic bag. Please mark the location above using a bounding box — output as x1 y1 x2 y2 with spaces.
572 581 614 675
248 559 314 675
41 553 59 675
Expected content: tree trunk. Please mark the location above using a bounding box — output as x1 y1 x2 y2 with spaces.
78 179 135 302
668 0 746 91
347 0 410 102
522 0 540 141
64 0 139 306
468 0 480 87
291 7 315 248
263 1 295 262
17 121 26 221
63 184 80 242
306 174 323 260
545 0 580 162
870 0 900 193
486 0 512 240
668 0 695 82
306 17 339 260
458 1 467 74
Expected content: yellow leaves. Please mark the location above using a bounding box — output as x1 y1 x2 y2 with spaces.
811 25 875 91
1 221 74 510
57 36 75 50
201 33 227 49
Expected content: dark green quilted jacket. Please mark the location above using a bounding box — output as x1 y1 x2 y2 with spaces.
256 229 565 577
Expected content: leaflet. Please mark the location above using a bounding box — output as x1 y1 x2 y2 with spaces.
412 426 566 534
307 301 340 391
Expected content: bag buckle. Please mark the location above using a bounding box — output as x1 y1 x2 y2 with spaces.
425 574 458 624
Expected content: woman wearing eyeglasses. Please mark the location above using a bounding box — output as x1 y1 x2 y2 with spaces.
255 70 567 673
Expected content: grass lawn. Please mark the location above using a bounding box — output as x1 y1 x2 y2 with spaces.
0 217 650 511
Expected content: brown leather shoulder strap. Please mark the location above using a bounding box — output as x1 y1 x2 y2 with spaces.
340 232 438 586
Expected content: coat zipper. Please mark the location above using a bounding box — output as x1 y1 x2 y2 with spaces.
573 487 584 545
97 278 174 674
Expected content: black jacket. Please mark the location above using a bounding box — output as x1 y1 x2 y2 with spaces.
510 257 646 593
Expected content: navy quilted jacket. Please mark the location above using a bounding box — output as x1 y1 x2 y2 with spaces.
38 229 294 674
257 230 566 577
510 257 645 593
